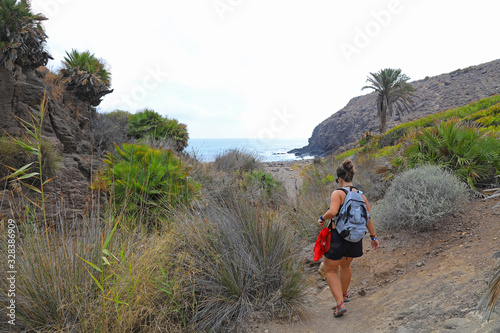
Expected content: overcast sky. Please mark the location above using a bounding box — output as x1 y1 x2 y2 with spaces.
31 0 500 139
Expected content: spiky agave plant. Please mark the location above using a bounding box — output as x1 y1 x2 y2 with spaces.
0 0 52 71
60 49 112 106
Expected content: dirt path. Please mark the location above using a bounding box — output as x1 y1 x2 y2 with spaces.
257 164 500 332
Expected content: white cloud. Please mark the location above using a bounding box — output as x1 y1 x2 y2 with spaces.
31 0 500 138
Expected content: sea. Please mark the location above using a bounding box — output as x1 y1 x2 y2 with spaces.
186 138 312 162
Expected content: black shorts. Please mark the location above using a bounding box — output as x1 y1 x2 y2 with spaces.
324 228 363 260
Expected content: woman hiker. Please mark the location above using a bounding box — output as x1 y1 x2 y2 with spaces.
317 159 379 317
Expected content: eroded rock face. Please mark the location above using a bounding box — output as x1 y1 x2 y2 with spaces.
0 65 97 209
291 58 500 157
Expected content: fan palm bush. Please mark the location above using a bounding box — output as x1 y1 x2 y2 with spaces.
60 49 112 106
128 109 189 152
0 0 51 71
403 119 500 189
99 143 200 227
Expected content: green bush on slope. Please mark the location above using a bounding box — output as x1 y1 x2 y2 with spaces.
128 109 189 152
99 143 200 227
403 120 500 189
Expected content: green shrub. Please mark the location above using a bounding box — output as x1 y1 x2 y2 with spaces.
379 95 500 146
128 109 189 152
213 148 261 173
243 170 284 204
177 196 305 332
100 143 200 227
372 165 469 231
464 103 500 129
403 120 500 189
298 154 337 197
335 147 363 161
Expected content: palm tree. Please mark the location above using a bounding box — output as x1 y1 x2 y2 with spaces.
0 0 52 71
59 49 113 106
362 68 416 133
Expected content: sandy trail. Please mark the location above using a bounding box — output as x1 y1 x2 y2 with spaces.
257 162 500 333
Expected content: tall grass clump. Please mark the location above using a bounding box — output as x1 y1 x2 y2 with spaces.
213 148 261 173
290 193 330 241
0 203 193 332
177 196 306 332
372 164 470 231
350 154 389 201
293 156 340 240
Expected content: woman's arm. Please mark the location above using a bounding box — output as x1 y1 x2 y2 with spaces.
363 194 379 250
317 190 342 228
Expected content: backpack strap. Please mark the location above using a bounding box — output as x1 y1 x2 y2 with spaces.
338 186 363 195
335 187 349 194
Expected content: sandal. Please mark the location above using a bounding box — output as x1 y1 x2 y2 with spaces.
333 301 347 317
343 291 351 302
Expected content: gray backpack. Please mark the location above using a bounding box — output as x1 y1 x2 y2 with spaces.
335 187 369 242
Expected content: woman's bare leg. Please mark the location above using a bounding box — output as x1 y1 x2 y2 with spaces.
323 256 343 305
339 257 354 296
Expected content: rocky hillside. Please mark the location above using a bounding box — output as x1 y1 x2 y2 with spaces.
291 58 500 157
0 65 96 211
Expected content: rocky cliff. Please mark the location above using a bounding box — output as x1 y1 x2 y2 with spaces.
291 58 500 157
0 65 96 208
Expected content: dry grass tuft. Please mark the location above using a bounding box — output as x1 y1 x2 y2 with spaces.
176 195 306 332
0 197 194 332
